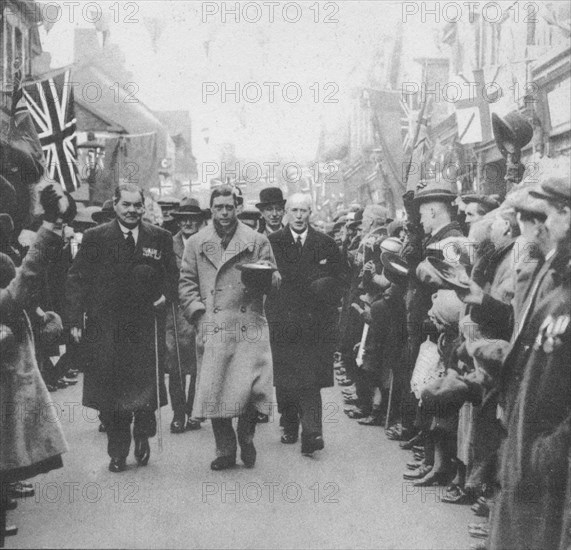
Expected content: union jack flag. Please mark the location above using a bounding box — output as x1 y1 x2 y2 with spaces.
23 70 79 191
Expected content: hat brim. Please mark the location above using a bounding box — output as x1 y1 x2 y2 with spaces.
92 212 115 222
380 252 410 281
171 210 209 218
425 257 470 291
413 192 456 204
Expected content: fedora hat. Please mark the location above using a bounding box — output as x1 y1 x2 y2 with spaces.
171 196 210 218
92 199 115 223
492 111 533 157
380 252 410 286
256 187 286 209
413 179 456 204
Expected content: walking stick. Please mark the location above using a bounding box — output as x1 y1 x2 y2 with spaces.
385 369 394 430
154 315 163 453
171 302 185 397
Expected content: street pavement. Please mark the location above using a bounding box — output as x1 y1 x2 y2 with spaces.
8 376 476 549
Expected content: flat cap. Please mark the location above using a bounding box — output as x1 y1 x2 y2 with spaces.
505 187 548 217
529 176 571 206
462 194 500 212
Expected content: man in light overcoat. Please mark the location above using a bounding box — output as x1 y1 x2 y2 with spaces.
179 185 277 470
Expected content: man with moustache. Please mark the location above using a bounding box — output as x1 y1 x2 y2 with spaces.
266 193 345 455
66 184 178 472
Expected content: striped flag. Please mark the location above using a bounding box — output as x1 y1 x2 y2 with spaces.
24 70 79 191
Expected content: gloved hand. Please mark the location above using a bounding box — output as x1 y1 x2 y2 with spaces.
40 185 61 223
61 192 77 224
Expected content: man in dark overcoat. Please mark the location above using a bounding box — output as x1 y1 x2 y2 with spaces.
66 184 178 472
266 193 346 455
166 197 208 433
488 176 571 550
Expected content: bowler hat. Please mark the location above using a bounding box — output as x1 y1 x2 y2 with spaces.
92 199 115 223
413 180 456 204
492 111 533 157
236 263 275 294
347 208 364 229
171 196 210 218
256 187 286 209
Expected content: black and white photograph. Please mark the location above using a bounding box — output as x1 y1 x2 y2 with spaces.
1 1 570 548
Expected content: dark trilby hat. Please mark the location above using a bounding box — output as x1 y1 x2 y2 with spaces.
256 187 286 209
171 196 210 218
413 180 456 204
529 176 571 206
92 199 115 223
462 193 501 213
492 111 533 157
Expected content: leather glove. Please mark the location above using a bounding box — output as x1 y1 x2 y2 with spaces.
61 192 77 224
40 185 61 223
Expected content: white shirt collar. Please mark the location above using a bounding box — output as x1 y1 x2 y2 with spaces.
290 226 309 246
118 221 140 244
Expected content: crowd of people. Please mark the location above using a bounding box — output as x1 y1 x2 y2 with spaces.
1 153 570 549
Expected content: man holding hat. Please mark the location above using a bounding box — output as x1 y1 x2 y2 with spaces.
397 180 464 440
166 197 209 433
66 184 178 473
265 193 346 455
256 187 286 236
178 185 277 470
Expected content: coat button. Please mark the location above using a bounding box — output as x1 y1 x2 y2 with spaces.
214 327 220 333
240 306 246 313
241 326 247 332
214 307 220 313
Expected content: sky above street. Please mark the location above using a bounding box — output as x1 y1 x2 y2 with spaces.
40 1 439 164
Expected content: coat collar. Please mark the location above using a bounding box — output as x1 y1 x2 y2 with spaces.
197 221 256 270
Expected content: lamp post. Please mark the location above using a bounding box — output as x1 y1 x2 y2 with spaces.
77 131 105 203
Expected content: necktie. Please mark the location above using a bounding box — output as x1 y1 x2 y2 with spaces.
125 231 135 255
296 235 303 254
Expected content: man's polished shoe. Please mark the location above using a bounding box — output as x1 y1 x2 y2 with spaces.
301 435 324 456
109 457 127 473
241 443 256 468
186 418 202 431
256 412 269 423
281 433 298 444
170 416 186 434
134 437 150 466
210 456 236 471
